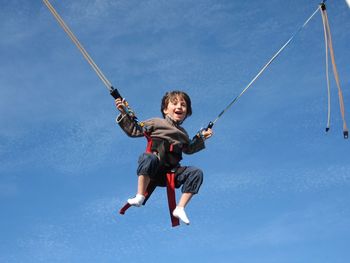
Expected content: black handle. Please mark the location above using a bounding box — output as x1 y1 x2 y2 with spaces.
344 131 349 139
110 87 122 99
206 121 214 130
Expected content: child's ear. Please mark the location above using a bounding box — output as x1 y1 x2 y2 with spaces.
163 107 169 115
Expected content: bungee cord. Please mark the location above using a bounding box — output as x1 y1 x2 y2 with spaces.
320 3 348 139
210 5 321 127
44 0 348 138
43 0 113 92
321 7 331 132
43 0 144 129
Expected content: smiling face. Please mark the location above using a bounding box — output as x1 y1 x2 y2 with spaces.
163 95 188 123
161 91 192 122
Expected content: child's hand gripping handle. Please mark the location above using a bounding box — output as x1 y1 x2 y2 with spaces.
111 87 131 116
202 121 214 139
112 87 144 131
194 121 214 140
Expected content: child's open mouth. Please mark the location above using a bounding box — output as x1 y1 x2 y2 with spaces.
174 111 184 117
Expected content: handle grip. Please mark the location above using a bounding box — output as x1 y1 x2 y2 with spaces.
110 87 122 99
206 121 214 130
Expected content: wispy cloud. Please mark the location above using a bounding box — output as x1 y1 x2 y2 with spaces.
208 164 350 196
238 199 350 248
14 195 181 261
17 223 75 262
64 0 233 32
0 1 44 47
1 111 127 178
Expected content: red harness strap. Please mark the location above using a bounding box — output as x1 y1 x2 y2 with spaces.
119 133 180 227
166 171 180 227
119 203 131 215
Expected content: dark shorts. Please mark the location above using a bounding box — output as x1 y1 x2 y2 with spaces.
136 153 203 194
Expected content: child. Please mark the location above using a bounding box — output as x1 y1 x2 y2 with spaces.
115 90 213 225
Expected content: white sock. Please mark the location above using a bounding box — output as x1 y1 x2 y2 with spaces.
127 194 145 207
172 206 190 225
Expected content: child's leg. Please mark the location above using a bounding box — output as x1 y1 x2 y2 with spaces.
172 192 193 225
127 175 150 207
173 166 203 224
128 153 159 207
177 192 193 208
137 175 150 195
176 166 203 206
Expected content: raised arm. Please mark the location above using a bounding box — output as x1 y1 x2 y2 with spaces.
183 128 213 154
115 98 145 137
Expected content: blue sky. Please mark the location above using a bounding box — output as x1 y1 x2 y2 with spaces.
1 0 350 262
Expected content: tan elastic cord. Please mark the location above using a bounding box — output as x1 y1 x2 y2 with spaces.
320 8 331 132
43 0 113 91
321 7 348 138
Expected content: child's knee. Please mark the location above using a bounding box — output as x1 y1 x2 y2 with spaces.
136 153 159 176
178 167 204 194
189 167 204 184
194 168 204 182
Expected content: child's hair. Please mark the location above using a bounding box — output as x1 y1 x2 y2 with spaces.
161 90 192 118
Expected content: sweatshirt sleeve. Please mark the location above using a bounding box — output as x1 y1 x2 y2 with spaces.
116 113 145 137
182 133 206 154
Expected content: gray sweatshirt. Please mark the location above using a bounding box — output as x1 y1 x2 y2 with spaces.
117 114 205 155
